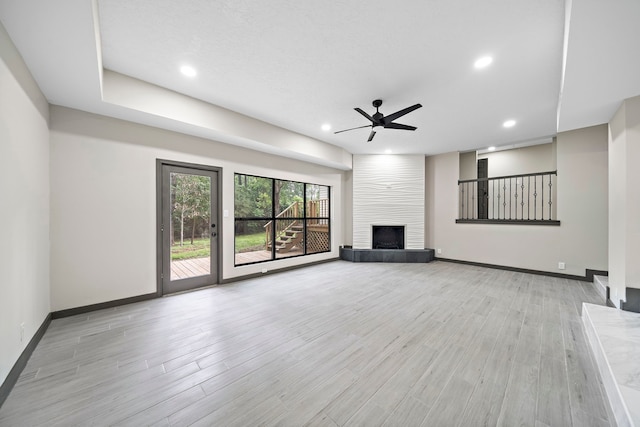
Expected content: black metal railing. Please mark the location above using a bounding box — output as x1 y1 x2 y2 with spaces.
457 171 560 225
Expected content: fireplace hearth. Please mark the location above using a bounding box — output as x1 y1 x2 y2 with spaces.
372 226 405 249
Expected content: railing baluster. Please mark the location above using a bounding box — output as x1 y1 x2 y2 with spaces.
534 176 537 219
466 182 469 219
529 178 532 219
471 181 475 219
469 181 472 219
520 180 525 220
458 171 557 222
491 180 496 219
497 179 500 219
502 179 506 220
513 178 517 219
464 182 467 219
469 182 471 219
492 179 495 219
460 183 464 219
509 178 513 219
548 173 553 220
541 174 545 220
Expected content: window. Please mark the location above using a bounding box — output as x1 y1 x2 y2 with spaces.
234 174 330 265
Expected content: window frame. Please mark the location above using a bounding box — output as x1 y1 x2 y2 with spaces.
234 173 331 266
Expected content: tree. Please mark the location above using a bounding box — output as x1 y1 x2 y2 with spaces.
188 176 210 244
234 175 273 234
171 173 210 246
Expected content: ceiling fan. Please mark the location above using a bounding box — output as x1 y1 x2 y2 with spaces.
334 99 422 142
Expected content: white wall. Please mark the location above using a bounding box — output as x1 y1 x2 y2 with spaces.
426 125 608 276
352 155 425 249
49 106 345 311
0 23 50 386
609 95 640 307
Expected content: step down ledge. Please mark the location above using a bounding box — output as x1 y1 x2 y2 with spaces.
582 303 640 427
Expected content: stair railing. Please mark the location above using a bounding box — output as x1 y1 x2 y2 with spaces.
306 199 329 224
264 199 330 250
264 201 301 249
457 170 559 224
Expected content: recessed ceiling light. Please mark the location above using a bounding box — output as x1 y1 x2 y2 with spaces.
503 119 516 128
321 123 331 131
180 65 197 77
488 146 496 151
474 56 493 69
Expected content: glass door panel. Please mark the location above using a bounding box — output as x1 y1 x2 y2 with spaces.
170 172 211 280
160 163 218 295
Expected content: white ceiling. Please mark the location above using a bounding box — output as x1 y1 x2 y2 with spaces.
1 0 639 168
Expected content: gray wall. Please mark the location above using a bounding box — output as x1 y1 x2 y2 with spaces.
609 95 640 307
0 22 51 386
50 106 346 311
471 143 558 220
478 142 556 177
425 125 608 276
458 151 477 181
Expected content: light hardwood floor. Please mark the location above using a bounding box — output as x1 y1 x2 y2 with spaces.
0 261 614 426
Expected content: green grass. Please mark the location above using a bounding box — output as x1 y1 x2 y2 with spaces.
235 232 266 253
171 238 210 261
170 233 267 260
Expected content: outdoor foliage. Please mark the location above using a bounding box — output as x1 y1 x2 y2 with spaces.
171 173 210 246
234 175 304 234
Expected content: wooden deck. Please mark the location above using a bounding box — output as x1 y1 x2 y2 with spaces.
235 248 303 265
171 257 210 280
172 249 305 279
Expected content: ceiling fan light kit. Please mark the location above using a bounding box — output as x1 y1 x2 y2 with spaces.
334 99 422 142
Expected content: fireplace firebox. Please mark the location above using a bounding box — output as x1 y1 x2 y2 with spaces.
372 226 405 249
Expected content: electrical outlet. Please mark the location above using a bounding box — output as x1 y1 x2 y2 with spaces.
558 262 566 270
20 323 25 342
261 268 268 274
437 248 442 255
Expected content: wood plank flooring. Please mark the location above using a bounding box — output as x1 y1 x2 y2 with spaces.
171 257 210 280
0 261 614 426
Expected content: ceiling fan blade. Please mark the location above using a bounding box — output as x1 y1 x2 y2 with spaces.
382 103 422 124
367 130 376 142
354 107 375 123
383 122 417 131
334 124 372 134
